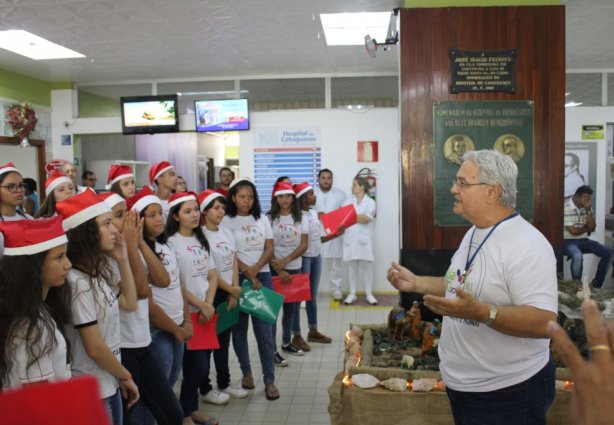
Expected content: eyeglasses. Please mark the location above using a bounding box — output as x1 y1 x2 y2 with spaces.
0 183 28 193
451 179 488 189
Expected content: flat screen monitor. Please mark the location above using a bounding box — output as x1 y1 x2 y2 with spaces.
121 94 179 135
194 99 249 132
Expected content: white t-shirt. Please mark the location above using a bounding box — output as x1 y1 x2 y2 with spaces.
221 215 273 273
314 186 346 258
159 199 170 222
438 215 558 392
269 213 309 271
342 196 376 262
303 209 324 258
4 318 71 390
167 233 216 312
119 253 150 348
0 213 32 257
151 242 184 325
66 265 122 399
204 227 237 285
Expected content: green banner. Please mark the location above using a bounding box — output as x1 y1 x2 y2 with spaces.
433 100 534 226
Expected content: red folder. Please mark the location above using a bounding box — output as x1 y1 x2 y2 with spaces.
320 204 357 236
187 312 220 350
272 273 312 303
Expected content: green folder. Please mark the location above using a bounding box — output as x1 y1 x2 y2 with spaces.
238 279 284 325
216 300 240 334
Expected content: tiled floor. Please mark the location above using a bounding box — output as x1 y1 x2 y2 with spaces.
188 293 390 425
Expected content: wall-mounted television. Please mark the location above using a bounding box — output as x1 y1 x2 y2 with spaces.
120 94 179 135
194 99 249 132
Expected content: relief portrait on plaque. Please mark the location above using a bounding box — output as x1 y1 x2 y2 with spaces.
443 134 475 166
494 134 525 163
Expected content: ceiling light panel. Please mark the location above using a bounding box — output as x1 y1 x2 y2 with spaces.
0 30 85 60
320 12 390 46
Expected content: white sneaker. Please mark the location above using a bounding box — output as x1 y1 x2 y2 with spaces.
221 385 248 399
344 293 357 304
366 294 378 305
333 290 343 301
202 389 230 405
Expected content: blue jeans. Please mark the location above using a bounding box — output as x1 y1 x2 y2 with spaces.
272 268 300 347
293 255 321 334
232 271 275 385
149 328 185 387
563 238 614 287
121 346 183 425
179 348 212 416
103 389 122 425
446 360 555 425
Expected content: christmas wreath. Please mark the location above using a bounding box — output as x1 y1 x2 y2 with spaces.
6 102 38 140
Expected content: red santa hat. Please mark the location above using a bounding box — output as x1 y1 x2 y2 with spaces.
197 189 224 212
0 216 67 256
149 161 174 185
56 190 111 231
228 177 252 190
292 182 313 199
45 171 73 196
126 186 161 213
99 192 126 209
0 162 20 177
168 191 197 209
105 165 134 190
272 181 294 197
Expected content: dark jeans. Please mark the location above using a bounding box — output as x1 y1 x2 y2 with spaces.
446 360 556 425
120 346 183 425
563 238 614 287
272 268 300 347
179 348 212 416
293 255 322 334
232 271 275 385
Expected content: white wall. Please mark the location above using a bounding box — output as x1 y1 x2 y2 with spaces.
565 107 614 286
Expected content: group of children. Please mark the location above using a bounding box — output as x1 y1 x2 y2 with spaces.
0 160 341 425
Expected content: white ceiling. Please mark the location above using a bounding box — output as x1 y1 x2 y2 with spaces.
0 0 611 88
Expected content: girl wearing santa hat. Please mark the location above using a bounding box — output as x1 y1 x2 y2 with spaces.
0 163 31 257
106 165 136 199
0 216 72 390
290 182 337 348
150 161 178 220
101 192 183 425
197 190 247 402
221 178 279 401
55 191 139 425
164 192 219 425
267 181 308 359
36 171 76 218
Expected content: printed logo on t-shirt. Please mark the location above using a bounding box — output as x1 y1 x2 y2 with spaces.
277 223 299 246
444 266 480 328
214 241 235 269
240 225 264 248
186 244 209 275
159 250 180 290
308 215 320 240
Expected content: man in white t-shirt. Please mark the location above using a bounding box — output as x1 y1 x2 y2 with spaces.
388 150 558 424
314 168 346 300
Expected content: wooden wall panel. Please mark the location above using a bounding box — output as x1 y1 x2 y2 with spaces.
400 6 565 250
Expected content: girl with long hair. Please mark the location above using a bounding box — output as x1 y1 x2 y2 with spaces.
267 181 308 359
342 176 377 305
221 178 279 401
150 161 178 220
0 217 72 390
197 190 247 403
106 165 136 198
101 192 183 425
0 163 30 257
36 171 76 218
56 190 139 425
165 192 219 425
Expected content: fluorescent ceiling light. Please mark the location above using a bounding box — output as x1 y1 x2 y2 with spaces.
320 12 391 46
0 30 85 60
565 101 583 107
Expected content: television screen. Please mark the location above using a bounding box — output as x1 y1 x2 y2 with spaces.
194 99 249 132
121 95 179 135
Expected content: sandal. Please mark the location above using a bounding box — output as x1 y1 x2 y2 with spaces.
242 374 255 390
190 412 219 425
265 383 280 401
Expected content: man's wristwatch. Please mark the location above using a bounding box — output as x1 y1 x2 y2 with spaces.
484 304 498 326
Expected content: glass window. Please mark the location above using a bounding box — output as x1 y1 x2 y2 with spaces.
608 73 614 106
332 76 398 108
565 73 602 107
157 81 235 114
77 84 151 117
240 78 325 111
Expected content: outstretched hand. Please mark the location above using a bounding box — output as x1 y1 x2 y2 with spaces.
549 299 614 425
387 261 418 293
423 287 485 322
